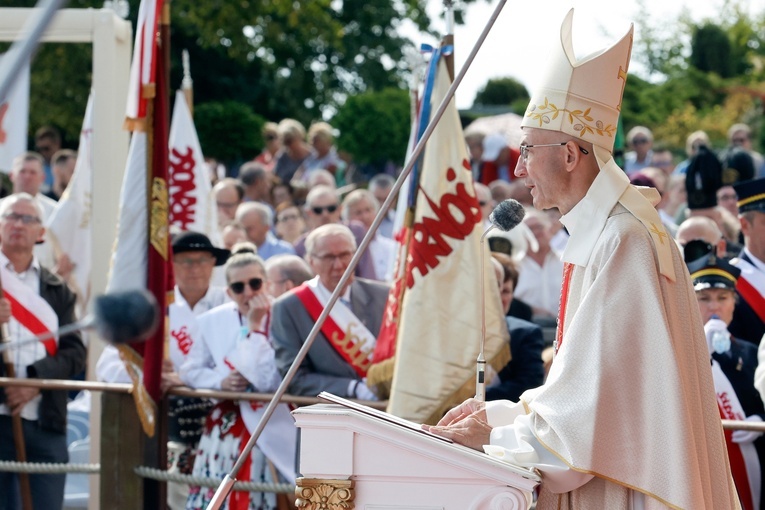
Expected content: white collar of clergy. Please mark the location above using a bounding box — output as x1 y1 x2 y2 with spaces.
559 150 628 268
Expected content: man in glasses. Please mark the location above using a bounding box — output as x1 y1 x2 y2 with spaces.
3 153 58 271
271 224 389 400
425 10 738 509
293 185 377 279
0 193 85 509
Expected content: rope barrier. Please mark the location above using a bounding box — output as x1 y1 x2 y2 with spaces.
0 460 100 474
133 466 294 493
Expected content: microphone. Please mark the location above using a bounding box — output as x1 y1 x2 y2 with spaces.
476 199 526 401
0 289 159 353
489 198 526 232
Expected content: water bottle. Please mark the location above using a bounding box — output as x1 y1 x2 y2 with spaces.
708 315 731 354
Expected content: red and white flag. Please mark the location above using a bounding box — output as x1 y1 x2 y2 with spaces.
373 60 509 424
0 54 29 173
107 0 171 437
168 91 220 244
46 93 94 306
125 0 160 128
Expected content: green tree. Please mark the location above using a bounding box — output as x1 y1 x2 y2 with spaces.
332 87 410 172
472 77 529 108
690 23 734 77
193 101 265 166
5 0 480 146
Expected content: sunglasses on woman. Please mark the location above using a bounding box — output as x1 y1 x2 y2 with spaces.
229 278 264 294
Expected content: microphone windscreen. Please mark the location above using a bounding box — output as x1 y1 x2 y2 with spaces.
93 290 160 344
489 199 525 232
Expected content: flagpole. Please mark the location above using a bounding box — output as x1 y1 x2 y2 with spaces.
181 49 193 116
205 0 510 506
0 0 68 104
443 0 455 80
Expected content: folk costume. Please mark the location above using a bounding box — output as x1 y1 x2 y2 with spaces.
483 10 739 510
180 302 296 510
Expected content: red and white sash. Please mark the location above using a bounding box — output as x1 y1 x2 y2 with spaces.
294 277 377 377
713 360 761 510
734 257 765 324
0 264 58 359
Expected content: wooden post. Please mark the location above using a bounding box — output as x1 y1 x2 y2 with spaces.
100 391 145 509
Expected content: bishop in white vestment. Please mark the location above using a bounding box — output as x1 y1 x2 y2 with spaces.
426 10 739 510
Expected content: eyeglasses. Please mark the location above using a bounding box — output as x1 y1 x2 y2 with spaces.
311 251 353 264
632 138 650 145
519 143 589 162
174 255 215 267
311 205 338 215
229 278 264 294
2 212 41 225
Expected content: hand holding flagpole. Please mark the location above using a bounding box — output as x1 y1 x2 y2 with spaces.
0 273 34 510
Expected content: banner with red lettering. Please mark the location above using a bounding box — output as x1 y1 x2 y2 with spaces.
47 93 94 307
380 59 510 424
0 54 29 174
168 91 220 244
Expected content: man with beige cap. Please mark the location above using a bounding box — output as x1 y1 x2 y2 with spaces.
426 9 739 509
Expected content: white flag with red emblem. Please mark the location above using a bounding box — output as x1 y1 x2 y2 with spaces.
46 93 94 306
125 0 160 127
0 54 29 173
168 91 220 244
385 61 510 423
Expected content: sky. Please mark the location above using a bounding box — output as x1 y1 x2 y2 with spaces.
405 0 765 109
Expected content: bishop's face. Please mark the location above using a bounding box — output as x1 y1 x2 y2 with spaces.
514 129 568 212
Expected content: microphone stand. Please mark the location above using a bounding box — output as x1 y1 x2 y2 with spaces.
475 225 495 402
0 317 95 354
205 0 510 506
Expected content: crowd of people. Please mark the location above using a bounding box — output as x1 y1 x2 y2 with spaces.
0 87 764 508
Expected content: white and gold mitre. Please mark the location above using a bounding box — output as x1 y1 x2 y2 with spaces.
521 9 633 153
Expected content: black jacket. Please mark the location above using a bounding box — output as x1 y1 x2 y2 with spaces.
487 316 545 402
0 267 85 434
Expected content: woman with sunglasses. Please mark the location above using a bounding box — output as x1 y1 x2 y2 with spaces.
181 243 296 510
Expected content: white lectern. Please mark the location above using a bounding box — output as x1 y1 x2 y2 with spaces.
292 403 540 510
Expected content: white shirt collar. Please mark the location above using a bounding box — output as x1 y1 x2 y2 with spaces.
744 247 765 273
559 162 627 267
0 251 41 276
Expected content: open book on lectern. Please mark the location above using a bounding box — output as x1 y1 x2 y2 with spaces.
317 391 454 444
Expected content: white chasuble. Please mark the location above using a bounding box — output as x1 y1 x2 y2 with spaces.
487 196 739 509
